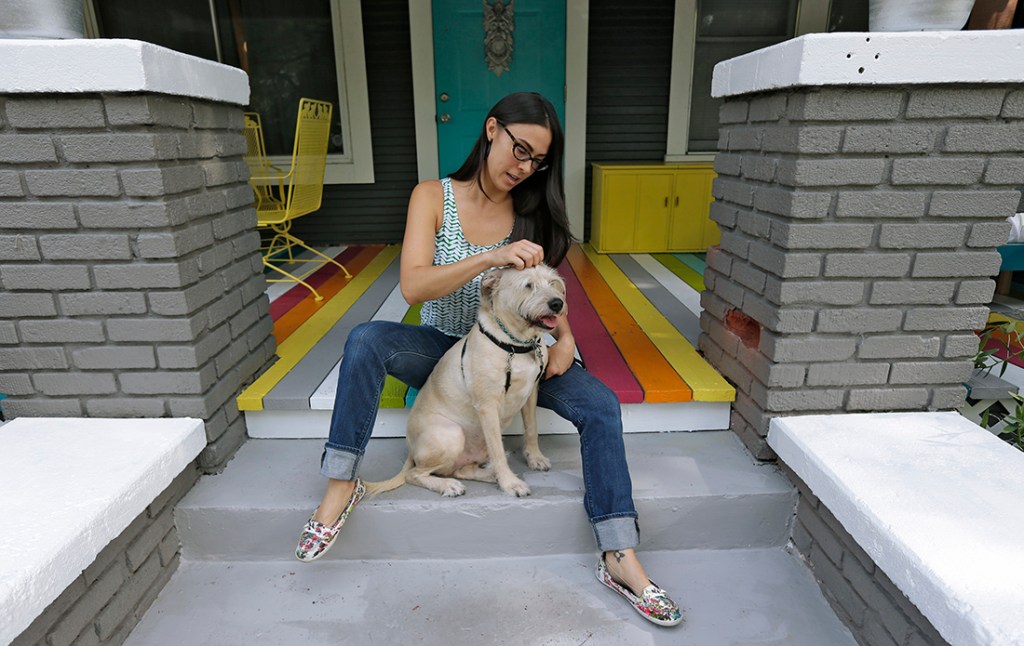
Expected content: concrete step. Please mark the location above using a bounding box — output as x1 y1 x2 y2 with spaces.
175 431 796 561
125 548 856 646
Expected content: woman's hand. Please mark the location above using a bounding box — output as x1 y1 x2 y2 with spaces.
491 239 544 269
545 331 576 379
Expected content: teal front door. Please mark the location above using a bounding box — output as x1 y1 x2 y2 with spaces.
433 0 566 177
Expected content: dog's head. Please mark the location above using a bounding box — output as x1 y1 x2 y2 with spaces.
480 264 567 332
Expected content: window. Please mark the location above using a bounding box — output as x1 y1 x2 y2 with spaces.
666 0 798 159
87 0 373 183
827 0 870 32
688 0 797 152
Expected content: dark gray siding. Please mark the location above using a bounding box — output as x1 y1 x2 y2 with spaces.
583 0 675 240
291 0 418 246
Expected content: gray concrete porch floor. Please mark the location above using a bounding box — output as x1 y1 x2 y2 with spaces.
125 548 855 646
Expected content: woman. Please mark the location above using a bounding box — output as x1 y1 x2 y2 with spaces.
294 92 682 627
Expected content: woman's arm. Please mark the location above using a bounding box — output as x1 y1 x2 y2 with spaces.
399 181 545 304
545 315 576 378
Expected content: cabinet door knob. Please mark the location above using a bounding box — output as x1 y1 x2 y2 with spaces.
675 196 679 207
664 197 668 207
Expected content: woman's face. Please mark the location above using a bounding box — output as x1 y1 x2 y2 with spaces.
484 117 552 192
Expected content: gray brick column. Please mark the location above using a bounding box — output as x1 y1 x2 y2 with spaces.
703 34 1024 459
0 43 275 469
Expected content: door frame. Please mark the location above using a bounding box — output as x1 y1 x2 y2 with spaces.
408 0 589 240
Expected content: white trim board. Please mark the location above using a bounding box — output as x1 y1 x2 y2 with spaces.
246 401 731 439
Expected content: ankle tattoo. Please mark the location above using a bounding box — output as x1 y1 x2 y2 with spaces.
614 550 625 564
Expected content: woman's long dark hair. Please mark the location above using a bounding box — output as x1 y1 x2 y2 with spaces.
449 92 575 267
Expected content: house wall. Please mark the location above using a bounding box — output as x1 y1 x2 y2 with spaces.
296 0 681 247
583 0 676 240
290 0 419 246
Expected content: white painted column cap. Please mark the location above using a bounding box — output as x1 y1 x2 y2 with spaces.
713 30 1024 98
769 411 1024 646
0 38 249 105
0 417 206 644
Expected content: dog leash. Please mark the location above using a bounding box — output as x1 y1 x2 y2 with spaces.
463 322 545 393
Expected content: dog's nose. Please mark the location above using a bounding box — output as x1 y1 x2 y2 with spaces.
548 298 564 313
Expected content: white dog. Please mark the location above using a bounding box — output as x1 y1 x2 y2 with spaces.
365 263 567 498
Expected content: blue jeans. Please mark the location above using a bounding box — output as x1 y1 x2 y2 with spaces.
322 320 640 551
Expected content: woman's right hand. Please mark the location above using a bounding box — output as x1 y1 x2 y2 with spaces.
492 239 544 269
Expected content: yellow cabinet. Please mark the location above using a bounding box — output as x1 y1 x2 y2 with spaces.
591 162 719 253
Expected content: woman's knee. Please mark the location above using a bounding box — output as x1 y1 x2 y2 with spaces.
585 380 621 418
344 321 388 360
573 384 622 434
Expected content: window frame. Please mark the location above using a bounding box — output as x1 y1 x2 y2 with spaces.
665 0 830 162
84 0 373 185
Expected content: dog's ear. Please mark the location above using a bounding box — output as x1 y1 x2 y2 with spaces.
480 269 501 300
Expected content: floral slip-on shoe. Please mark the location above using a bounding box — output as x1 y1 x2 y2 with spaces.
596 555 684 627
295 478 366 563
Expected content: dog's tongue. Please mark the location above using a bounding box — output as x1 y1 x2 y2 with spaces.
540 315 559 329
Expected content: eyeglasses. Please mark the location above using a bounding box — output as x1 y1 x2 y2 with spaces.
497 121 549 172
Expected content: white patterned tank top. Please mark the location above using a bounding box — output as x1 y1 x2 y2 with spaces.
419 177 513 337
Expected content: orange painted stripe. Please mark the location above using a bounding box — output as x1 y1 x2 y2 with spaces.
273 245 385 344
566 246 692 403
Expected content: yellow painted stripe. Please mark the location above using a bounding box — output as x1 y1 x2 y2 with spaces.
379 303 423 408
238 245 402 411
653 253 705 293
582 244 734 402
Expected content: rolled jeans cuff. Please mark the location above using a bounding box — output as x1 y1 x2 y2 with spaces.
592 515 639 552
321 444 361 480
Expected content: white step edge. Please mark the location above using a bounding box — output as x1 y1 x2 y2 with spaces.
245 401 732 438
0 417 205 645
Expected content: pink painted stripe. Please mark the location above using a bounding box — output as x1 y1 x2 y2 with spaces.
557 259 644 404
985 338 1024 369
269 246 365 321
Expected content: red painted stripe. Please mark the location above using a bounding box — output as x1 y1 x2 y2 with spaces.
557 259 645 404
567 246 692 403
272 246 384 345
269 246 365 321
985 337 1024 369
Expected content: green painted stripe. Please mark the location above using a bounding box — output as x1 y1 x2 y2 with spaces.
654 254 705 293
673 253 707 275
379 303 423 408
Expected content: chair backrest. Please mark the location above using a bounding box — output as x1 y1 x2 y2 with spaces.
242 112 270 175
243 112 278 207
282 98 334 220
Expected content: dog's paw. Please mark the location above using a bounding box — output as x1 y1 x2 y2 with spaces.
524 451 551 472
500 477 531 498
438 479 466 497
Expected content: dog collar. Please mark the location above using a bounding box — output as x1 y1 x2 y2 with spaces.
494 317 536 346
468 322 546 393
478 321 537 354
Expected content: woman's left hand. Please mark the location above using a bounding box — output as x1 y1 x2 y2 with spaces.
545 333 576 379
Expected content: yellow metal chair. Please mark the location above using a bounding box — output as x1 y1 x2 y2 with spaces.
251 98 351 301
242 111 281 209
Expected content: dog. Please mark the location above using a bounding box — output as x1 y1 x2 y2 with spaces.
365 263 567 498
